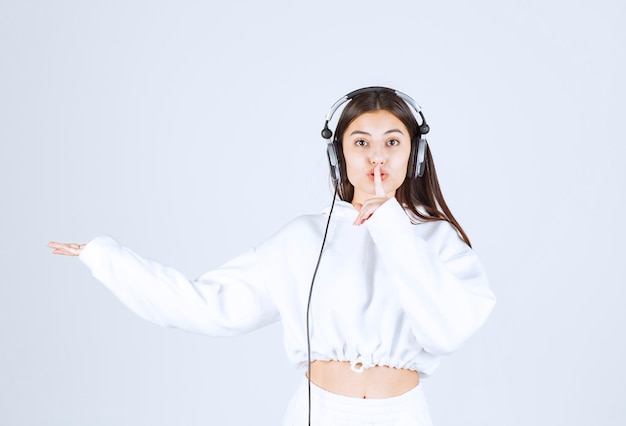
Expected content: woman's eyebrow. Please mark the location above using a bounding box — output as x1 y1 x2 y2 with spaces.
384 128 405 135
349 129 405 136
349 130 371 136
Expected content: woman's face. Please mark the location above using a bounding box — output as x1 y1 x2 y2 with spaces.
342 110 412 205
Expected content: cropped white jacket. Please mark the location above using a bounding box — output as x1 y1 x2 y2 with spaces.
80 198 495 377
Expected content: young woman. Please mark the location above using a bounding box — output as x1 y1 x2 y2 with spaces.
49 87 495 425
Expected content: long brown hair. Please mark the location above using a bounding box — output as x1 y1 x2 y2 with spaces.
332 88 472 247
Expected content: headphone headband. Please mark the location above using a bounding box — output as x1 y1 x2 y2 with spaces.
321 86 429 140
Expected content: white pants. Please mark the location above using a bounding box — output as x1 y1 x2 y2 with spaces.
283 377 433 426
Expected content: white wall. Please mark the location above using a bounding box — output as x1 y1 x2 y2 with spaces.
1 0 624 424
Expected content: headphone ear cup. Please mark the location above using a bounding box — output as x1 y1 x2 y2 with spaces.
327 141 344 183
415 137 428 178
408 137 428 179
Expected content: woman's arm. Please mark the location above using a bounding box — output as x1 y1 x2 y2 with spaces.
365 199 495 355
48 236 280 336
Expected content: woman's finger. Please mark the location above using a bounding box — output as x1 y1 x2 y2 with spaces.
48 241 84 256
353 200 381 225
354 211 372 226
374 165 385 198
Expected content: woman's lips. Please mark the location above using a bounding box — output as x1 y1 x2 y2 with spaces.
369 171 387 180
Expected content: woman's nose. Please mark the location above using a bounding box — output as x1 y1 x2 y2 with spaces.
369 146 386 164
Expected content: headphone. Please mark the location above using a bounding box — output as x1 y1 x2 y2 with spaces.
321 86 431 183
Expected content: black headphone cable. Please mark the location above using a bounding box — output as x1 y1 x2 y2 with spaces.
306 182 338 426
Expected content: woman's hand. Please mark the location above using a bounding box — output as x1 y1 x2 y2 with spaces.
353 165 390 226
48 241 87 256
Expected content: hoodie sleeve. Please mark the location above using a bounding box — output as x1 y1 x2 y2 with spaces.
365 199 496 355
79 236 280 336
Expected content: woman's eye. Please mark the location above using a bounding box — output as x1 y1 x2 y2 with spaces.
355 139 368 147
387 139 400 146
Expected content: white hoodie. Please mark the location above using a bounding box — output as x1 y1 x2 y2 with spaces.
80 198 495 377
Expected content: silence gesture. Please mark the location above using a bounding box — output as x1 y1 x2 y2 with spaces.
353 164 390 226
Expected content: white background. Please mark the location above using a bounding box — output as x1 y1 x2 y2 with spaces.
1 0 625 425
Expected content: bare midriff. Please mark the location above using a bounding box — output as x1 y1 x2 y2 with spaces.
308 360 419 399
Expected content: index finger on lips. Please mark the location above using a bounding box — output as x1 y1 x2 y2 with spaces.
374 165 385 197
